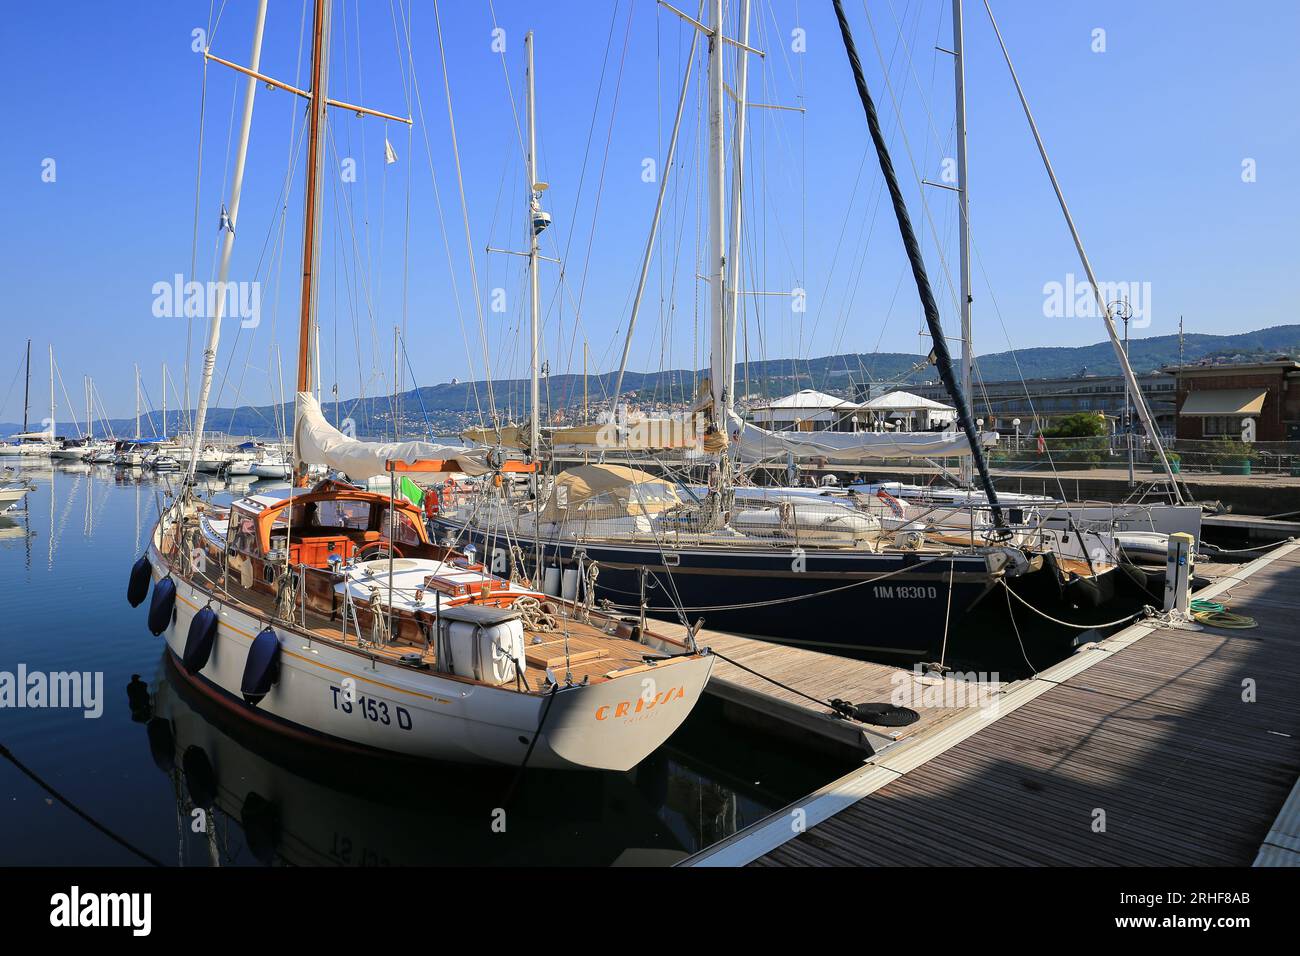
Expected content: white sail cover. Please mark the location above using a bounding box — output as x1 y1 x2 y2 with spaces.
728 411 993 463
294 392 492 480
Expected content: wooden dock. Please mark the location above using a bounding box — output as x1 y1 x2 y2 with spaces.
682 540 1300 866
657 621 1004 759
1203 512 1300 542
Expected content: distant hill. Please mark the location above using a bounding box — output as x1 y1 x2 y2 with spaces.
6 324 1298 438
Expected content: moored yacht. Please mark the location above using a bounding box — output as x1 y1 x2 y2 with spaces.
138 466 713 770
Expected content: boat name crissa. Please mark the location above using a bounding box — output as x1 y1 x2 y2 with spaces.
595 686 687 721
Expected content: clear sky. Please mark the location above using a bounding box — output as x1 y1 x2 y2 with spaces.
2 0 1297 425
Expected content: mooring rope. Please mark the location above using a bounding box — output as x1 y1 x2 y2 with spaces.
998 577 1150 630
0 742 165 867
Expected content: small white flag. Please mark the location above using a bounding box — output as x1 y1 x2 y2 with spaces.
384 137 398 165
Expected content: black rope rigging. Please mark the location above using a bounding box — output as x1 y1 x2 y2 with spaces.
709 649 916 727
502 682 560 806
0 742 166 867
830 0 1008 537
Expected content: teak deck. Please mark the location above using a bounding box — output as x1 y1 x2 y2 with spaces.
683 541 1300 866
210 570 660 690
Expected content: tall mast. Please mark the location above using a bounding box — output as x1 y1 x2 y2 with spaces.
952 0 974 487
292 0 332 485
982 3 1184 503
295 0 332 404
21 339 30 433
185 0 269 482
134 364 141 440
525 31 541 466
832 0 1006 530
724 0 752 411
48 345 54 439
706 0 728 421
161 363 167 439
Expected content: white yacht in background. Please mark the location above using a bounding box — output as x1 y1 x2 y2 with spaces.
0 432 58 457
50 443 83 460
0 471 32 512
251 454 292 480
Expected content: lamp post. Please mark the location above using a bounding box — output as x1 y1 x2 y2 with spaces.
1012 418 1021 452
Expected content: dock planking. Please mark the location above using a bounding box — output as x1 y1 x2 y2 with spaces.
656 620 1002 757
681 540 1300 866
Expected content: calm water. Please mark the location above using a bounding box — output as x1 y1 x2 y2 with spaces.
0 462 847 866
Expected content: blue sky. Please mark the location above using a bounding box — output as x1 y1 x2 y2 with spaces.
1 0 1297 425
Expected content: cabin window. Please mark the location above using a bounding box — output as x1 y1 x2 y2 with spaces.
312 498 371 530
376 505 423 546
392 511 423 546
229 510 258 556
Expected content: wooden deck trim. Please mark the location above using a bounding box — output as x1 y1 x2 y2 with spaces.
681 539 1300 867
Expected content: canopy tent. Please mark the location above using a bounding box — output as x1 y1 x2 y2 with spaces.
749 389 860 430
295 392 493 481
859 389 955 412
538 464 682 523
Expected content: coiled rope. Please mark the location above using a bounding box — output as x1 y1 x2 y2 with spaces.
1189 598 1257 629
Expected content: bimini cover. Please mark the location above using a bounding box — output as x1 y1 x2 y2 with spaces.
727 411 992 463
294 392 493 481
538 464 682 523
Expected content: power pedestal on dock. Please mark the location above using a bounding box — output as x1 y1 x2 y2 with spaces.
1163 532 1195 618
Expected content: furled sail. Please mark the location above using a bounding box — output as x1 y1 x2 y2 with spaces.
727 412 993 463
295 392 492 479
463 415 722 454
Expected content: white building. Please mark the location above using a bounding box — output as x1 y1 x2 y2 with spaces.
748 389 861 432
859 390 956 431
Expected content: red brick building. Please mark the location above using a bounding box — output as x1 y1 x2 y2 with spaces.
1172 360 1300 442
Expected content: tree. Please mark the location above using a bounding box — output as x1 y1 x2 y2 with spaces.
1044 412 1108 439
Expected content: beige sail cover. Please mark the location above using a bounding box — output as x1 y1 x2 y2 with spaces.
461 424 527 449
465 418 712 452
295 392 492 480
538 464 682 522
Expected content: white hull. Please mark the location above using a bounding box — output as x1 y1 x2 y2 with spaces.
0 486 30 511
0 444 55 457
251 460 292 480
148 536 713 771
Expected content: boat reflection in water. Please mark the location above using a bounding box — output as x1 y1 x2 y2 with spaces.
134 652 834 866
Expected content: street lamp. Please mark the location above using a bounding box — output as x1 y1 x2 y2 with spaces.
1012 418 1021 451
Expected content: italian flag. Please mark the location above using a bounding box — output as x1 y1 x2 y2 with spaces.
397 475 425 509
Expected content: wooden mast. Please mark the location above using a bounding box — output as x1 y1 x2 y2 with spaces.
295 0 332 484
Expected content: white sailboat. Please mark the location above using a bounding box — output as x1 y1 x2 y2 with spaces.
134 3 712 771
